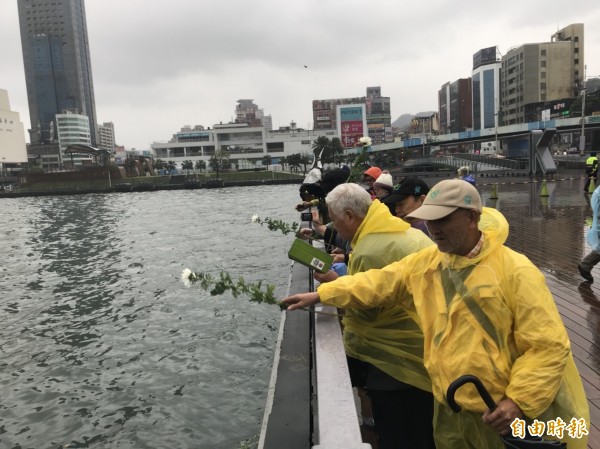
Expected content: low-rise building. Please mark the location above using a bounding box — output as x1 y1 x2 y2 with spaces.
151 123 338 170
0 89 27 172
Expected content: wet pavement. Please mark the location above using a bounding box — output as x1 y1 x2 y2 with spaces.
461 171 599 448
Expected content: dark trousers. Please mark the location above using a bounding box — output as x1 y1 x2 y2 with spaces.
347 356 435 449
584 168 597 192
368 387 436 449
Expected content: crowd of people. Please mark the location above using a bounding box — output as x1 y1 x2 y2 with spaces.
291 164 590 449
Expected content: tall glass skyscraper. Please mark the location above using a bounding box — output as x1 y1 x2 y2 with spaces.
17 0 98 146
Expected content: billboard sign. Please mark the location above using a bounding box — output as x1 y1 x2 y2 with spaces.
337 104 367 149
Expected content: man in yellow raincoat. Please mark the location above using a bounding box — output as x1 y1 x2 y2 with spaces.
283 179 589 449
317 183 435 449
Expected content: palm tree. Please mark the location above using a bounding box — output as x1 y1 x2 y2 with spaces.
279 156 287 172
167 160 176 174
181 160 194 173
330 137 345 166
312 136 331 166
195 160 206 172
209 148 230 179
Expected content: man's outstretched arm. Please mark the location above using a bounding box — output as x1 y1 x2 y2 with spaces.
282 292 320 311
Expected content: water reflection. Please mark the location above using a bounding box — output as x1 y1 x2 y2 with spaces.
0 186 297 449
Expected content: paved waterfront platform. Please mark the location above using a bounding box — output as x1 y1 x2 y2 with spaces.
261 169 600 449
469 172 599 448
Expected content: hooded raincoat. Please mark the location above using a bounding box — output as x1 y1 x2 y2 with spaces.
587 185 600 251
318 207 589 449
344 200 434 391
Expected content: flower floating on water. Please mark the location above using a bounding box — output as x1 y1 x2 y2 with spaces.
181 268 286 309
181 268 194 288
251 214 300 236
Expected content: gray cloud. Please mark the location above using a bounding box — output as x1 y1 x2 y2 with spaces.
1 0 599 149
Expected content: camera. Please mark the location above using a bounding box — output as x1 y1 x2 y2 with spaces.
300 212 313 222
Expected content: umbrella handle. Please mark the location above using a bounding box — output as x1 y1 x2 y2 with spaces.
446 374 497 412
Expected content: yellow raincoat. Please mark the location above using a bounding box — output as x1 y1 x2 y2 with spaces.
344 200 434 391
318 207 589 449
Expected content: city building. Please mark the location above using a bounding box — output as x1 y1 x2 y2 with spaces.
438 78 472 133
365 86 392 144
151 123 338 170
500 23 583 125
0 89 28 169
56 112 92 167
98 122 116 153
472 46 502 131
235 99 272 130
313 87 392 146
17 0 98 146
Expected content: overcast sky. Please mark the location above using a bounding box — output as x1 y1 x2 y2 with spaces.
2 0 599 150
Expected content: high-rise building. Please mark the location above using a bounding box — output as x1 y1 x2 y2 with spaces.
438 79 472 133
472 46 501 130
500 23 583 125
98 122 116 153
17 0 98 146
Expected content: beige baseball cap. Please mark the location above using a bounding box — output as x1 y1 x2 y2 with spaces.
405 179 482 221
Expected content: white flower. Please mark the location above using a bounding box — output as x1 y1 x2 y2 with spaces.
251 214 260 223
181 268 193 288
358 136 372 147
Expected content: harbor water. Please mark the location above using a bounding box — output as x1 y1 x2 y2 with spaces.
0 185 301 449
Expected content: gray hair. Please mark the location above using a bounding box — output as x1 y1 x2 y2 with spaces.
325 183 372 218
457 166 470 177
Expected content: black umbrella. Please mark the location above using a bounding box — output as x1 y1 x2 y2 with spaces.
446 375 566 448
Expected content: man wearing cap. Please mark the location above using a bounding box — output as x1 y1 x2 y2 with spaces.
363 166 382 199
383 177 430 235
283 179 589 449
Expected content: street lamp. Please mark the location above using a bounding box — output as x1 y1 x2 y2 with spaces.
580 64 587 154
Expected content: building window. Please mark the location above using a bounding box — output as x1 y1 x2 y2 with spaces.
541 49 546 56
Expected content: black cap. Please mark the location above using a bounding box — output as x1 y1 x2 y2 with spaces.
382 177 430 205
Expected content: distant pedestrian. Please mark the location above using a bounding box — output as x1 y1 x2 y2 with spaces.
457 166 476 186
579 184 600 282
583 152 598 193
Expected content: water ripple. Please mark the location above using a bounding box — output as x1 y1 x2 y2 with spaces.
0 185 300 448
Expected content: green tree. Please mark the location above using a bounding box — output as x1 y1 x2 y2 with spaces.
182 160 194 173
279 156 287 171
312 136 331 165
154 158 166 171
124 156 138 177
329 137 345 166
195 160 206 171
299 152 312 174
262 155 273 167
209 148 230 179
167 160 176 174
286 153 302 173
